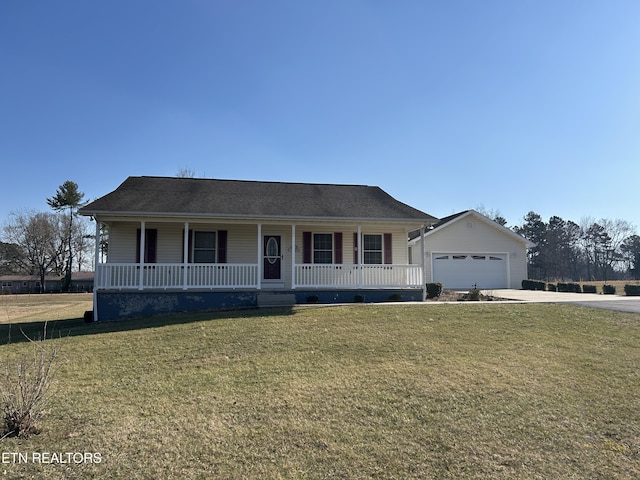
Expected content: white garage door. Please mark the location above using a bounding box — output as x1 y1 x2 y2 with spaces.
433 254 507 289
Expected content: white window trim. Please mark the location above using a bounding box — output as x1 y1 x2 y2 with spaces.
192 230 217 264
362 233 384 265
312 232 334 264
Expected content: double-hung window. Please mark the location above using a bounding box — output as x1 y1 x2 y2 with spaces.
313 233 333 264
363 234 383 264
193 231 216 263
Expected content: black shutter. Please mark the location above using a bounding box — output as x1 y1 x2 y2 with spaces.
181 229 194 263
353 232 358 264
384 233 392 264
136 229 141 263
217 230 227 263
303 232 312 264
334 232 343 264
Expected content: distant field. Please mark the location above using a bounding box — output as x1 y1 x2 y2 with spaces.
1 302 639 479
0 293 92 324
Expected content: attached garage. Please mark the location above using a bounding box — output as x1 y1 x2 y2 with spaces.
408 210 535 290
432 253 508 289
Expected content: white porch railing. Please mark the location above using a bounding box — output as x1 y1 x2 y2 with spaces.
293 264 423 288
95 263 258 290
95 263 423 290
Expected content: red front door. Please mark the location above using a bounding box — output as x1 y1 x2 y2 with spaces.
263 235 282 280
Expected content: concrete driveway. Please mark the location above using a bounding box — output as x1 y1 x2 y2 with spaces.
490 289 640 314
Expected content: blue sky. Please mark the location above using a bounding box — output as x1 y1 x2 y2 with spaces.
1 1 639 230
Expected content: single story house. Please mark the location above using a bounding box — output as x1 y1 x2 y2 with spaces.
0 272 94 294
408 210 535 289
80 176 439 321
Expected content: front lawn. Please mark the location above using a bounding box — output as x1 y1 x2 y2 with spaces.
1 303 639 479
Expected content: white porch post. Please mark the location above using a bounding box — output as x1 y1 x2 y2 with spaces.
257 223 262 289
291 224 296 289
93 220 101 276
139 221 145 290
183 222 189 290
357 225 362 288
420 225 426 301
93 219 101 322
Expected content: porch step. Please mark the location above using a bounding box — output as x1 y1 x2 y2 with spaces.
257 293 296 307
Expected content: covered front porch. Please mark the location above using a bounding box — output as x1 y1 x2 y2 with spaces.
90 218 428 320
93 219 427 292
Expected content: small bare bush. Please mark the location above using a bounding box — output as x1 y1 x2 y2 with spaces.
1 329 60 438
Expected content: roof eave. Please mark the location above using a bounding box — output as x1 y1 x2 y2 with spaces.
408 210 536 248
81 209 434 225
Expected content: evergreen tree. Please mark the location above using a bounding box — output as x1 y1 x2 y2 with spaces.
46 181 85 291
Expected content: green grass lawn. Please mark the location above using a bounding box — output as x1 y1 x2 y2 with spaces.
1 301 639 479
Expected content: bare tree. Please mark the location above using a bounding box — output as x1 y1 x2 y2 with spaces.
475 205 508 226
0 242 22 275
176 166 196 178
2 211 64 292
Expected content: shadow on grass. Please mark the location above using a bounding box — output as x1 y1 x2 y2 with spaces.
0 306 295 346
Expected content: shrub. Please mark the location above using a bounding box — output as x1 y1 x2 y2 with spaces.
602 284 616 295
1 340 60 438
582 285 597 294
388 293 402 302
522 279 545 291
547 283 557 292
426 283 442 299
306 295 320 304
465 286 481 301
354 294 365 303
624 285 640 296
558 282 581 293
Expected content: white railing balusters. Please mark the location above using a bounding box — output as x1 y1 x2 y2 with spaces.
293 264 422 288
95 263 259 290
96 263 421 290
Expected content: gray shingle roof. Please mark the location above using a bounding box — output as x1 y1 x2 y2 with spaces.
80 176 436 223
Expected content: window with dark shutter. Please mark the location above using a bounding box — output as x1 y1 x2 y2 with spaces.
363 234 383 264
193 232 216 263
313 233 333 264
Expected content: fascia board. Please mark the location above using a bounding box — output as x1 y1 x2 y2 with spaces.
83 210 429 226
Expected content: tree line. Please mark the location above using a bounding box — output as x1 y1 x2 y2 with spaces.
512 212 639 282
0 181 93 292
